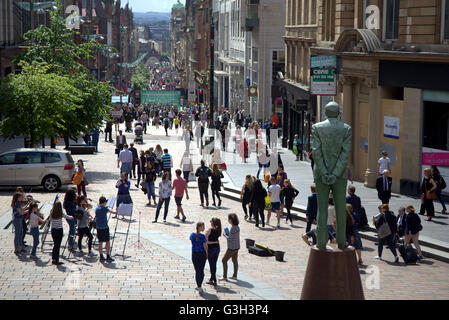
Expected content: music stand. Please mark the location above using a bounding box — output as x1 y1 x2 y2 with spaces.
111 203 133 258
130 211 145 250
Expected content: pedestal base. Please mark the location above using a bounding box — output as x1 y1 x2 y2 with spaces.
300 245 365 300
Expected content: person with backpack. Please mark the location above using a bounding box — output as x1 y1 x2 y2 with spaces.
374 204 399 263
405 205 423 260
195 160 212 208
431 165 447 214
163 117 170 136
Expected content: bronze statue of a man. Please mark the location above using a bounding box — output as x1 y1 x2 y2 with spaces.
311 102 352 250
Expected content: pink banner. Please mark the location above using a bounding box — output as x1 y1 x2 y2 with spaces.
422 152 449 166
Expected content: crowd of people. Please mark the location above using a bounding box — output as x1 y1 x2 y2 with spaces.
8 60 449 297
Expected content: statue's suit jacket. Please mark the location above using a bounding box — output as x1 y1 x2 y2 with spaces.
312 119 352 183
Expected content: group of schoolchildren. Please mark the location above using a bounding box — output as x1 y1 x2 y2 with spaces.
11 187 116 266
240 164 299 229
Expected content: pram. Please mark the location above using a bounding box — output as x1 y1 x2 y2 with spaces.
134 125 144 144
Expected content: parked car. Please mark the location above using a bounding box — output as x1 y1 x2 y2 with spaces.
0 148 75 192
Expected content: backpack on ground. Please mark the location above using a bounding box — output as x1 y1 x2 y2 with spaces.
248 245 272 257
398 244 418 264
255 242 275 256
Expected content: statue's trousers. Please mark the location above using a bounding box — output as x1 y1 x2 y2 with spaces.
315 178 348 250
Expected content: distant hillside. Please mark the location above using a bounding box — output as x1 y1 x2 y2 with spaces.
134 12 171 25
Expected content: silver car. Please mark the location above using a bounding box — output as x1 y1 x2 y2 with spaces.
0 148 75 192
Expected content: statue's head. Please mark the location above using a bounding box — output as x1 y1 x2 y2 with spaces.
325 102 340 118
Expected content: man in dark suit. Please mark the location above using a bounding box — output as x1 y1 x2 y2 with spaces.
376 170 393 204
306 184 318 232
346 184 362 226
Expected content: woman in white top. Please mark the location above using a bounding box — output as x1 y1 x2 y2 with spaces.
180 151 193 184
28 203 45 259
50 202 74 266
234 125 242 154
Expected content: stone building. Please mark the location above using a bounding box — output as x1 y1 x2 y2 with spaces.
279 0 318 150
214 0 286 118
299 0 449 195
170 1 186 89
183 0 212 104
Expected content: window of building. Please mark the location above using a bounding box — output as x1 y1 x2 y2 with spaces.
304 0 309 25
311 0 317 24
443 0 449 41
322 0 335 41
384 0 400 40
423 101 449 151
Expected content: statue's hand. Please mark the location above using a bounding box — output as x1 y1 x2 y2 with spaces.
322 173 336 185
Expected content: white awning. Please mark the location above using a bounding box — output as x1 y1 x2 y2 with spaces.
218 56 244 66
214 70 229 77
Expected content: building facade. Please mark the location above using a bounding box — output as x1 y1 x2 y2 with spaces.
182 0 212 105
170 0 185 75
214 0 286 118
280 0 318 150
301 0 449 195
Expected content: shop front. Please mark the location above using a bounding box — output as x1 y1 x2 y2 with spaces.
279 79 317 153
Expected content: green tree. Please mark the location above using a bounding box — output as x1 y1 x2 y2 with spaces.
0 63 82 147
9 0 114 143
131 64 151 91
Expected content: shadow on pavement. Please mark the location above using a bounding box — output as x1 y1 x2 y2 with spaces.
214 286 237 294
200 291 219 300
227 279 254 289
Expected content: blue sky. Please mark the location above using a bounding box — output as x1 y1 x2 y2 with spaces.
123 0 185 13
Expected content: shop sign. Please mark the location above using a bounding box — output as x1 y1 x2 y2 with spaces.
311 56 337 96
422 152 449 166
311 67 336 95
383 116 400 139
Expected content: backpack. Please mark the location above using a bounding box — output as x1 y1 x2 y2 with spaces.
264 172 270 183
264 196 272 210
358 206 369 227
398 244 418 264
72 172 82 186
197 167 210 183
440 176 447 190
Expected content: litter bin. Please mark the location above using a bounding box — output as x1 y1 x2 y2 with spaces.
245 239 255 249
275 251 285 262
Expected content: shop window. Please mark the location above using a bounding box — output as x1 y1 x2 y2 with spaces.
384 0 400 40
423 101 449 151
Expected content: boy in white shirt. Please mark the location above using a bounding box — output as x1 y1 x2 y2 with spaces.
377 151 391 175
